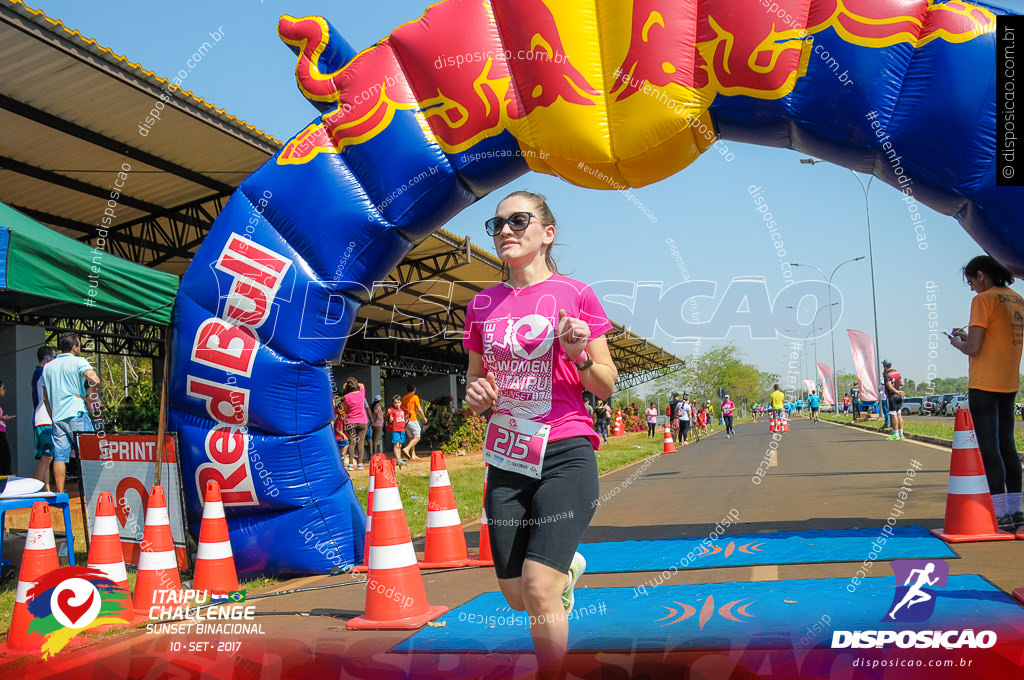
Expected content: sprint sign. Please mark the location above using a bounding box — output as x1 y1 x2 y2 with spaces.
79 433 189 570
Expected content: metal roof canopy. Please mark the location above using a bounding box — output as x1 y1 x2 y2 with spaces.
0 0 278 277
0 0 683 386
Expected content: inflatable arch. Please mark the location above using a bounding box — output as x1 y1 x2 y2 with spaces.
169 0 1023 575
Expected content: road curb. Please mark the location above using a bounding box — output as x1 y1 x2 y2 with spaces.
824 418 953 448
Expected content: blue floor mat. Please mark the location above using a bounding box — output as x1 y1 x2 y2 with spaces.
393 575 1024 653
579 526 956 573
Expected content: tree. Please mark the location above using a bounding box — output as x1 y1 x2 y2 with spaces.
654 345 763 409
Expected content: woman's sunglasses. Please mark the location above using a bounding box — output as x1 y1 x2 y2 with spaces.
484 212 535 236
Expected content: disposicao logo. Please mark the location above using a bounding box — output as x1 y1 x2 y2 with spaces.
26 566 132 657
832 560 996 649
886 558 949 623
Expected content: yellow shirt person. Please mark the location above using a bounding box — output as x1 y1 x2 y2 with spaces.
770 388 785 410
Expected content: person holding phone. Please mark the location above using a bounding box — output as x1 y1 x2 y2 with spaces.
464 191 617 669
949 255 1024 530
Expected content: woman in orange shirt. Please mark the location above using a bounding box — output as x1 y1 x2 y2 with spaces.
950 255 1024 531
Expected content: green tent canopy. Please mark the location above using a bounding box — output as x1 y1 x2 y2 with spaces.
0 202 178 325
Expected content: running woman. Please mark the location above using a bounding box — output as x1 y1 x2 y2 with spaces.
721 394 736 437
464 191 617 669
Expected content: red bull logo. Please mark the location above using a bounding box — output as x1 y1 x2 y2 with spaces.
276 0 996 166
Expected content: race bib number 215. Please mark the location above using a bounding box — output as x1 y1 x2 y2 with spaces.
483 413 550 479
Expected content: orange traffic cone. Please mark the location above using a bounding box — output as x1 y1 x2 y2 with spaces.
931 410 1015 543
6 502 61 652
193 480 239 593
87 492 131 594
134 486 183 614
769 412 776 433
468 464 493 567
781 412 790 432
613 411 625 437
661 424 677 454
419 452 469 568
350 454 384 574
346 461 448 629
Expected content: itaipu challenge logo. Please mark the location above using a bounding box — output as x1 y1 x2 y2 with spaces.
26 566 132 657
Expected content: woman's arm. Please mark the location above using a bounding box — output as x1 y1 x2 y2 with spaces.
465 351 499 414
578 336 617 399
951 325 986 357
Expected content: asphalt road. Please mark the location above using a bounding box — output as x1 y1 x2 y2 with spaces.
11 420 1024 679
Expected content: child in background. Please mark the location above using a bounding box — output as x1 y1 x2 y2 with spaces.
386 395 408 466
334 400 354 469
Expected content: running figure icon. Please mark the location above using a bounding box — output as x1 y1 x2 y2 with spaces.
888 562 939 620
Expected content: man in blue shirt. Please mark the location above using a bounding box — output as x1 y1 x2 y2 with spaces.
807 391 822 423
41 333 100 493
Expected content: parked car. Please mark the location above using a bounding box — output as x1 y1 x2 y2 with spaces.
923 395 941 414
939 393 959 416
900 397 925 416
948 394 969 415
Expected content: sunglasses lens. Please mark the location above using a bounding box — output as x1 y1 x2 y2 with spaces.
509 213 531 228
485 217 504 235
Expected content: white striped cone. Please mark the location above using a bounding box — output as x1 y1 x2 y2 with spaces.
769 413 776 433
419 452 469 568
134 486 183 614
932 409 1014 542
193 480 239 593
661 424 677 454
87 492 131 593
351 454 384 574
346 461 447 629
6 502 61 652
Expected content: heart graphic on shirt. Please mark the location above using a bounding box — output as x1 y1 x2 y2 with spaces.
508 315 554 361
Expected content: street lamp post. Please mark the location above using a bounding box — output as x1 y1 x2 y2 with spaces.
786 301 838 397
789 257 865 407
800 157 882 410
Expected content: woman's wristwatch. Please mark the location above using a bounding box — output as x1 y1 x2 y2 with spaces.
570 350 594 371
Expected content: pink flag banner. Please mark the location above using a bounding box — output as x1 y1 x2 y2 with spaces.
847 329 879 402
803 379 817 395
816 363 836 405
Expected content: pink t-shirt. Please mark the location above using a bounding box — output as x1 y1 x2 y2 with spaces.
722 400 735 416
646 407 658 423
463 274 612 450
342 386 368 425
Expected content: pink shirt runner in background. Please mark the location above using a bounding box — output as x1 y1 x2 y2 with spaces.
464 274 612 450
646 407 658 423
722 400 735 416
343 386 368 425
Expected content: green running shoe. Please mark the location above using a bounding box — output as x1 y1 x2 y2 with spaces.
562 552 586 614
885 433 900 440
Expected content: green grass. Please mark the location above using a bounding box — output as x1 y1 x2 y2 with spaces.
821 412 1024 451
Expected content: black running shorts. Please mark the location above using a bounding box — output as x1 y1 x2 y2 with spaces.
484 436 599 579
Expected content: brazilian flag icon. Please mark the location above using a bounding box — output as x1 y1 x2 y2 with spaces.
228 590 247 603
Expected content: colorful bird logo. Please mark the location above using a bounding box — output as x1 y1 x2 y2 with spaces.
656 594 757 630
25 566 132 658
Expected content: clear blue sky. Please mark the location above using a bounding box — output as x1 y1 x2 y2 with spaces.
25 0 1023 393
